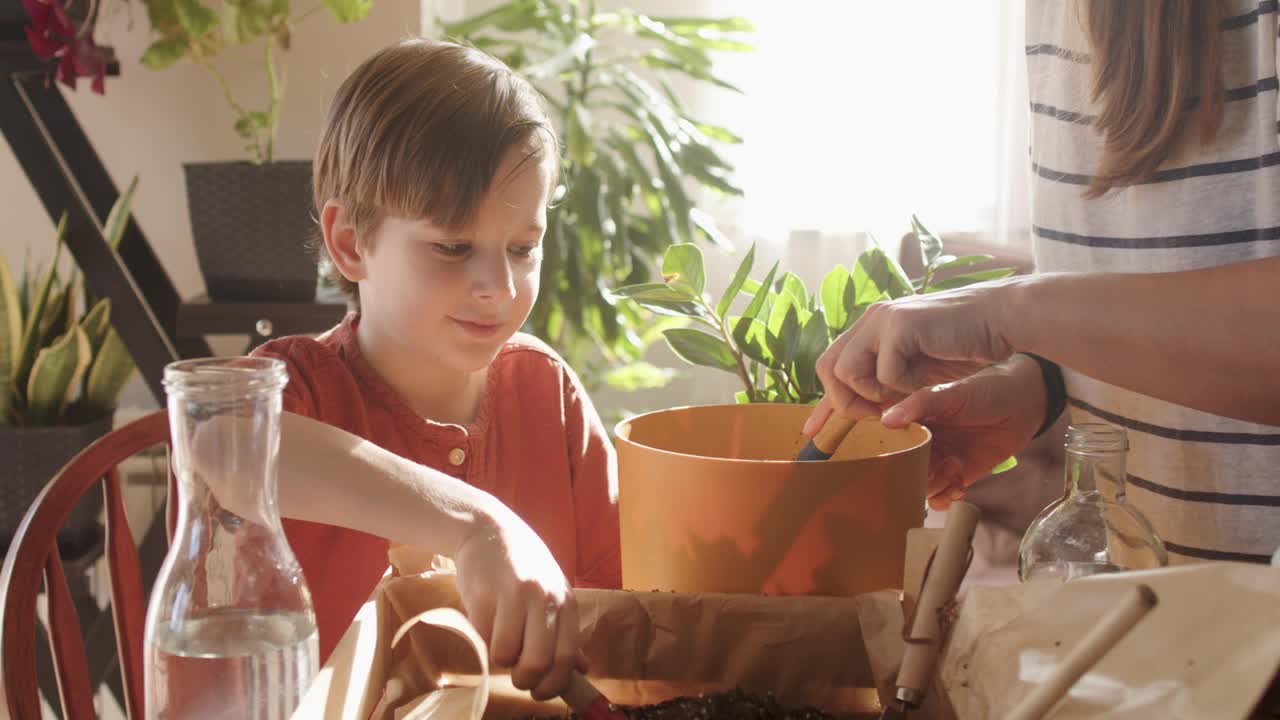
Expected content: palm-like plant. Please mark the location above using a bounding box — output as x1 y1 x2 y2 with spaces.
443 0 753 392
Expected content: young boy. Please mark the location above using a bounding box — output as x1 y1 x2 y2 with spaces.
250 38 621 701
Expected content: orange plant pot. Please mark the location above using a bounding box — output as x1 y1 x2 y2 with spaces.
614 404 931 597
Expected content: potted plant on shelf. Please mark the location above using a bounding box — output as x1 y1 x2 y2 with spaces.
607 217 1018 597
20 0 375 302
0 180 137 558
442 0 752 394
139 0 374 302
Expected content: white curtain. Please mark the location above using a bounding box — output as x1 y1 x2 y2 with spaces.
627 1 1034 412
695 1 1031 256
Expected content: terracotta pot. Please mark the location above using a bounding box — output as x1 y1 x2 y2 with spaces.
614 404 930 597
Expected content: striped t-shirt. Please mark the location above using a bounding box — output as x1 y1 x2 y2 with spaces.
1026 0 1280 564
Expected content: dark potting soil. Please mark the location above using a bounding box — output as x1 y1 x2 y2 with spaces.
520 688 847 720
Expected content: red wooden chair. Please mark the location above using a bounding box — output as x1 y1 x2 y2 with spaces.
1 411 169 720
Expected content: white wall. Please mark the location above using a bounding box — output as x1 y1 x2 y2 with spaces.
1 2 424 411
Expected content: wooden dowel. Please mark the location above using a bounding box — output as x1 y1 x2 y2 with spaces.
1005 584 1158 720
895 501 981 703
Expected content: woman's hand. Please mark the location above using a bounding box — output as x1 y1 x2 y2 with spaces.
810 280 1019 418
805 352 1044 509
883 356 1046 510
452 505 585 701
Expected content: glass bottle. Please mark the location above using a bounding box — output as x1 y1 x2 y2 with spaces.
1018 423 1168 582
145 358 318 719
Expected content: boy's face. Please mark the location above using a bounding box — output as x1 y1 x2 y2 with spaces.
357 142 553 373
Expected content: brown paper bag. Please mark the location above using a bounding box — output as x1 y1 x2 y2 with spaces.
295 555 884 718
291 566 493 720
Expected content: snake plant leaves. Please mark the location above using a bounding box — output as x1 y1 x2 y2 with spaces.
26 325 91 426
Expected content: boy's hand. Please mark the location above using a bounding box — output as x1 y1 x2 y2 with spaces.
452 505 584 701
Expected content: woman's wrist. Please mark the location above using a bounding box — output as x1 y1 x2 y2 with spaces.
994 276 1067 437
993 273 1045 357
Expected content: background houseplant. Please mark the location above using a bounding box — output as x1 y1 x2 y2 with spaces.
443 0 752 393
139 0 375 302
139 0 373 165
0 180 138 555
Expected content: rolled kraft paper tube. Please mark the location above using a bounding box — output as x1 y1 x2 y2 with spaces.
1005 584 1159 720
894 501 981 707
614 404 931 597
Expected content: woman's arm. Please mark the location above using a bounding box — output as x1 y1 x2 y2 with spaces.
1003 256 1280 425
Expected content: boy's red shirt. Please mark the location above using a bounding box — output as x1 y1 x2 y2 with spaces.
252 313 621 660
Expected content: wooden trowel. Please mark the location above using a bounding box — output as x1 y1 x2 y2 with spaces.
795 411 860 461
562 671 627 720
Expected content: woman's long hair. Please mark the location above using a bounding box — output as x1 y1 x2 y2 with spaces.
1083 0 1225 197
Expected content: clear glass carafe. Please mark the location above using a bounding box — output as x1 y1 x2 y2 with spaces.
1018 423 1168 582
144 358 317 719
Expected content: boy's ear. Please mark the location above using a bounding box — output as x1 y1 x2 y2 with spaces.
321 200 367 283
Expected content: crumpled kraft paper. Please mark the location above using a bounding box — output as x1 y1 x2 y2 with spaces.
856 562 1280 720
294 546 883 719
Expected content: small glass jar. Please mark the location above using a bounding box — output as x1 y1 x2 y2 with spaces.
1018 423 1168 582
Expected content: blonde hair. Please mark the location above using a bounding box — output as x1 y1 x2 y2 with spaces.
1083 0 1224 197
312 38 558 304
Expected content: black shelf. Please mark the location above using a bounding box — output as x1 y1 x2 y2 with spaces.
179 294 349 351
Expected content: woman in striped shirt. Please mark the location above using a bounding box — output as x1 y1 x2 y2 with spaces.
805 0 1280 564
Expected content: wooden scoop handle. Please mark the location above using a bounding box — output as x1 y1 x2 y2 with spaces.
562 671 627 720
1005 584 1158 720
796 412 859 461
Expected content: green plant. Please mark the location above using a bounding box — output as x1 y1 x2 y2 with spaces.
442 0 752 393
139 0 374 164
613 216 1018 405
0 180 139 427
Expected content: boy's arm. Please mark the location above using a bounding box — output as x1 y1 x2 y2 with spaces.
271 412 583 698
244 339 476 547
188 377 582 698
561 368 623 589
243 341 526 576
275 411 496 555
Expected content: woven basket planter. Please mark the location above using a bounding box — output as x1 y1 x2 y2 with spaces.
0 414 114 559
184 160 318 302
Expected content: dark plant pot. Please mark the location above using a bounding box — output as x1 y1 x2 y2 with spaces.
1 0 28 43
184 160 318 302
1 415 114 560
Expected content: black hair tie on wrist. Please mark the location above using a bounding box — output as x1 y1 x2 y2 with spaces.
1023 353 1066 439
